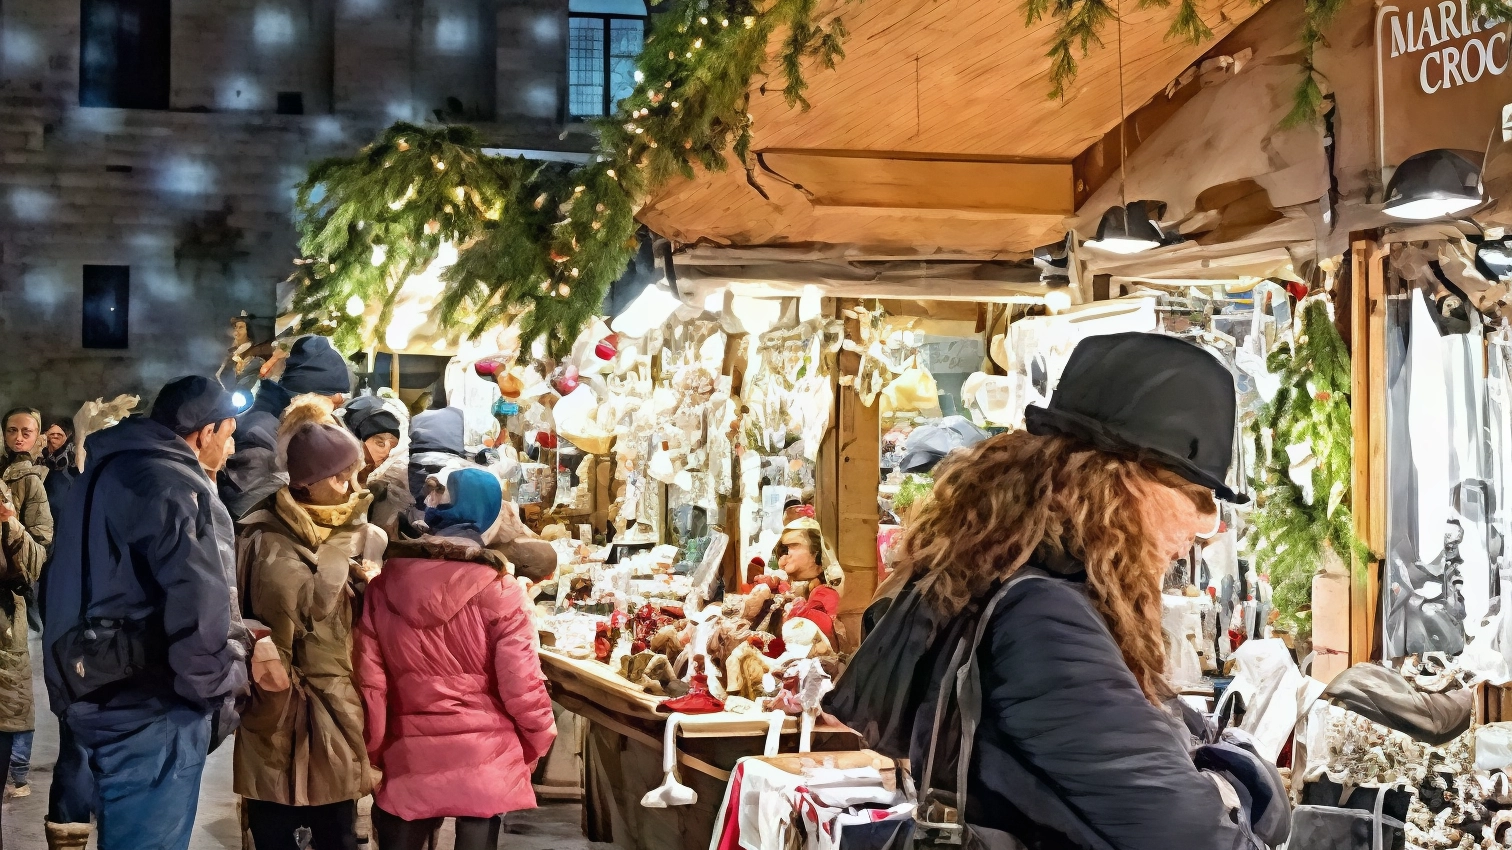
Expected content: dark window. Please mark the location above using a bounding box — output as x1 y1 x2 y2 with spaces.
82 265 129 349
80 0 171 109
276 92 305 115
568 0 647 119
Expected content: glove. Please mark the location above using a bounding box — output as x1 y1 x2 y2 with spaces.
1195 741 1290 847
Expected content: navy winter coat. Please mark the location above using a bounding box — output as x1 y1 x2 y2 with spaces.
911 569 1249 850
219 379 290 518
42 417 248 715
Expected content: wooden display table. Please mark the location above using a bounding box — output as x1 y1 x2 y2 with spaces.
539 649 865 850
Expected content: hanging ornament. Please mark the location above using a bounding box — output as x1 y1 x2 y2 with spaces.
606 169 617 179
425 219 441 235
540 280 553 293
559 282 572 297
453 186 466 202
396 139 410 151
591 220 602 230
433 158 446 171
570 267 580 278
595 204 605 213
699 16 708 24
744 16 755 27
550 250 568 263
497 370 525 400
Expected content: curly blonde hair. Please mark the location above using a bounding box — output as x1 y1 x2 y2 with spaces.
898 430 1214 704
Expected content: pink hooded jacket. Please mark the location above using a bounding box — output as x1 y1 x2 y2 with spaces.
353 539 556 821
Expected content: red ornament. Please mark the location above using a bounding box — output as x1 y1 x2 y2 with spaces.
1284 280 1309 302
535 431 558 449
473 359 501 379
595 334 620 361
552 365 581 396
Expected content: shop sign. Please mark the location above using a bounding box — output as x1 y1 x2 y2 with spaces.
1377 1 1510 166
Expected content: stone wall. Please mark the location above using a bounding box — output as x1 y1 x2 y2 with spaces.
0 0 595 420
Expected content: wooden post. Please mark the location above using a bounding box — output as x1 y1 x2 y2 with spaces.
1348 237 1388 667
833 299 881 647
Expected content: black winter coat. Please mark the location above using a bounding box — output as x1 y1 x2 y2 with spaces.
910 568 1247 850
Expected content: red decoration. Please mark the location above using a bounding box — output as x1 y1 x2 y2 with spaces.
473 359 502 379
594 622 612 663
552 365 581 396
656 656 725 714
595 334 620 361
535 431 558 449
1284 280 1309 302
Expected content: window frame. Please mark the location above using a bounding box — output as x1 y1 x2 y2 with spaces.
568 11 646 120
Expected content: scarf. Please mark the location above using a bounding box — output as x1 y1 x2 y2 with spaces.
274 487 372 549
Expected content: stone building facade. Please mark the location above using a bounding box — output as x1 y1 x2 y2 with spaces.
0 0 617 419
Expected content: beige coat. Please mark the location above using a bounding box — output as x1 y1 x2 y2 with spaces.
232 490 375 806
0 452 50 732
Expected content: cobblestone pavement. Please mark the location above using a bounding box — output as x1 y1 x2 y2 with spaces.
2 636 617 850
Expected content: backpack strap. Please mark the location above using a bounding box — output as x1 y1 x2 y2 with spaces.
915 569 1051 836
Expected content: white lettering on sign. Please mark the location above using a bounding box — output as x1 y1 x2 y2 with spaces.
1385 0 1509 93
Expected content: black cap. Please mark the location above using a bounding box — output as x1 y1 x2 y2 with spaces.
1024 332 1246 503
150 376 241 436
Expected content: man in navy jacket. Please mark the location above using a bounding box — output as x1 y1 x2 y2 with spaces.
43 376 249 850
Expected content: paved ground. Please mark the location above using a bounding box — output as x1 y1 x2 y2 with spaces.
2 636 617 850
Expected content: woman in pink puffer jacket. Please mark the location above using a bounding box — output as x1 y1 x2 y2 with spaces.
353 468 556 850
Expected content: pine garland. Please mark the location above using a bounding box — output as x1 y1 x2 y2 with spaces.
1026 0 1344 129
1249 296 1368 631
287 0 850 359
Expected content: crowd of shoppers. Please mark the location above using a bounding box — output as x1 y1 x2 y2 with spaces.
0 335 556 850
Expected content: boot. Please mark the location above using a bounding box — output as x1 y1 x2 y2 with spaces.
44 822 91 850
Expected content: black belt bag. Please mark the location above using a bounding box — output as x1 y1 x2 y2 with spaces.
50 455 165 704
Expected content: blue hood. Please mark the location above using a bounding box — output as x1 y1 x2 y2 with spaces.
84 416 201 468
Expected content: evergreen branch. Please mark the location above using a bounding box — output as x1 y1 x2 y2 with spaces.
286 0 854 359
1167 0 1212 44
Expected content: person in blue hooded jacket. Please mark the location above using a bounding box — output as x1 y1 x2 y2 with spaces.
220 335 351 519
42 376 251 850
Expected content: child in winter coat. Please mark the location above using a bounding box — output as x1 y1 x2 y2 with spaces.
354 467 556 850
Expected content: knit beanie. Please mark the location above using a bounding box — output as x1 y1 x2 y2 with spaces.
281 336 352 396
285 423 361 489
424 467 502 533
343 396 402 442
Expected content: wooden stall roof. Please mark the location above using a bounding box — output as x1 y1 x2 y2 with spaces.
636 0 1269 258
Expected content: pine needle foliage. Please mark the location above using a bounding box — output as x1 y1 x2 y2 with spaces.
1025 0 1343 129
288 0 852 358
1249 297 1369 631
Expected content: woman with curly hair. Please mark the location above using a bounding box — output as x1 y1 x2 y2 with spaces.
844 333 1286 850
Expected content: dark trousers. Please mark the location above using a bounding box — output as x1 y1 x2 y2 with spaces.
46 720 95 824
372 803 502 850
245 799 358 850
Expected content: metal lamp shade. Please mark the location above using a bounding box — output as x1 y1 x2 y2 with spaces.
1384 149 1483 220
1086 201 1164 254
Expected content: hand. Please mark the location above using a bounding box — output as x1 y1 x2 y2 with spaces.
0 502 13 525
351 560 381 583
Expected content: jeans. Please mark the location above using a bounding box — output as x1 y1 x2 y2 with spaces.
8 730 30 786
47 720 95 825
0 731 12 850
66 702 211 850
372 803 502 850
245 799 358 850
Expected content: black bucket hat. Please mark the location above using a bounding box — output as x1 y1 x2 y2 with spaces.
1023 332 1247 503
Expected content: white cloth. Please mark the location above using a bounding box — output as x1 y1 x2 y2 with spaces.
1214 638 1325 761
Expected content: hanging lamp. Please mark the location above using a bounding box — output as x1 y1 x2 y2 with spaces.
1081 0 1166 255
1383 149 1483 220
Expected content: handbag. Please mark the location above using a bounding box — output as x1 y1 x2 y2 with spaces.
1289 781 1409 850
50 454 167 704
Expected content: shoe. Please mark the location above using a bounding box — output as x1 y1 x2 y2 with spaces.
6 782 28 797
44 822 91 850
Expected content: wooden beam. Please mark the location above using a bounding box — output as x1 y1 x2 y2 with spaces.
834 299 882 647
1348 236 1387 666
760 150 1076 217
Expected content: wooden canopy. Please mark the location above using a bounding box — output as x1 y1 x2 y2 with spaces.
636 0 1270 258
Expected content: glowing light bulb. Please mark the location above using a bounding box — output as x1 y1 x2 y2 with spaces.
346 295 365 315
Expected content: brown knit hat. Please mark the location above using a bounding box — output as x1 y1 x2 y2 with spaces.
285 423 361 489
